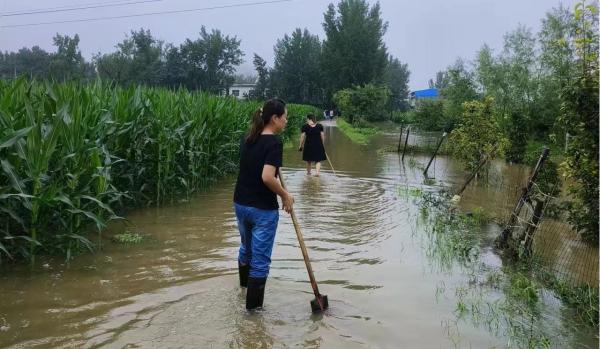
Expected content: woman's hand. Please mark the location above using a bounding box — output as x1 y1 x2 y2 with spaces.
298 146 303 151
282 192 295 214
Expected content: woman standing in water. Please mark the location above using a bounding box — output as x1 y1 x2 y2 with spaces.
234 98 294 310
298 113 326 176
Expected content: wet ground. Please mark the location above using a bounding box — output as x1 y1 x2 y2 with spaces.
0 123 597 349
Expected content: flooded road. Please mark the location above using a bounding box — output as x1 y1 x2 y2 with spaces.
0 124 597 348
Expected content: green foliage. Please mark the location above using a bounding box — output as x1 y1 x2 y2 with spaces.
270 28 323 105
95 26 243 94
391 110 415 125
321 0 389 97
385 56 411 113
333 83 389 124
0 77 309 264
337 118 378 145
428 71 449 90
440 59 480 132
449 97 505 171
0 34 92 81
411 98 445 131
558 0 599 243
112 233 154 244
505 111 529 163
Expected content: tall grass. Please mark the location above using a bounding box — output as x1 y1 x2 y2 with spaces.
0 77 313 265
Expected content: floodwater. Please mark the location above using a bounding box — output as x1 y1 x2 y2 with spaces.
0 122 597 349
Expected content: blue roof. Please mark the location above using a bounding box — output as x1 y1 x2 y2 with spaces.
412 89 437 98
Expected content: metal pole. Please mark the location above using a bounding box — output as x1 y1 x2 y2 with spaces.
523 200 544 256
423 132 447 176
397 125 404 153
497 147 550 247
401 127 411 161
456 143 499 195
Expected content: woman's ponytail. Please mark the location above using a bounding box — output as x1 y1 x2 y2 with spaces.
246 108 265 144
246 99 287 144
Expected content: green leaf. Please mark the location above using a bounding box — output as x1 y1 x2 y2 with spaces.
0 205 26 229
1 159 28 195
0 242 13 259
0 127 32 149
4 235 42 246
67 209 108 228
0 193 36 200
78 195 115 215
586 4 597 14
54 194 75 208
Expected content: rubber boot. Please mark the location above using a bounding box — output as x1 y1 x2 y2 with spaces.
246 277 267 310
239 262 250 288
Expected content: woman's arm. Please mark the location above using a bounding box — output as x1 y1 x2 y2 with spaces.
299 132 306 150
321 131 325 145
262 165 294 213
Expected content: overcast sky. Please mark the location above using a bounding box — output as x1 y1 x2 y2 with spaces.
0 0 578 90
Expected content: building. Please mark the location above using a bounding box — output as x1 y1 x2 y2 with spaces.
409 88 438 107
229 84 255 100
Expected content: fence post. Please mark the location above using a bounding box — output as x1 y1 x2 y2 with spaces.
523 200 544 257
423 132 447 177
456 143 499 195
497 147 550 248
397 125 404 153
401 127 411 161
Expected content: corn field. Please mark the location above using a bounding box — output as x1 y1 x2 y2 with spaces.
0 77 312 265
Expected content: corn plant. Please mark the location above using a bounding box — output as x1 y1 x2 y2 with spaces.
0 77 314 265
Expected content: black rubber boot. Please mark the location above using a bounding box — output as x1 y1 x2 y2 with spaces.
246 277 267 310
239 262 250 288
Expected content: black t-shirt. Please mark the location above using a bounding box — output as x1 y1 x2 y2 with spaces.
233 134 283 210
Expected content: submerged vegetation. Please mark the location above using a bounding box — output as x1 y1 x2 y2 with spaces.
406 187 599 348
336 119 379 145
0 77 313 265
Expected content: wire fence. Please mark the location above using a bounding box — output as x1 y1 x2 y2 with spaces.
400 128 599 288
457 147 599 287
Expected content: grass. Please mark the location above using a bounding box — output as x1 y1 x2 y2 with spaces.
409 189 599 347
112 233 154 244
337 119 379 145
0 77 313 265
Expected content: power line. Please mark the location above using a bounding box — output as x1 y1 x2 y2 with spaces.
0 0 149 15
1 0 295 28
0 0 176 18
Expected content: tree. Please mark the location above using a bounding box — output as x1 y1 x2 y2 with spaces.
428 71 449 90
270 28 323 105
441 58 480 131
180 26 243 94
50 34 89 80
333 83 389 124
252 54 271 100
412 99 445 131
321 0 389 98
385 55 411 112
450 97 505 171
94 29 165 86
558 1 599 243
234 73 257 84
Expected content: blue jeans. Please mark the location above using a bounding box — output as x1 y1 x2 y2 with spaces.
234 203 279 278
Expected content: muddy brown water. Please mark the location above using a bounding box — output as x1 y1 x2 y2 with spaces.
0 123 597 348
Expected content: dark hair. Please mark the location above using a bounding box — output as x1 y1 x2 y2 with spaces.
306 113 316 123
246 98 287 144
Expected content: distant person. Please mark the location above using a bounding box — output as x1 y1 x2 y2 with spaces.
329 109 334 119
298 113 327 176
323 110 329 120
233 98 294 310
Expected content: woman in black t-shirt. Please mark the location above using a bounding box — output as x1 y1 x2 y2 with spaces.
233 98 294 310
298 114 326 176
